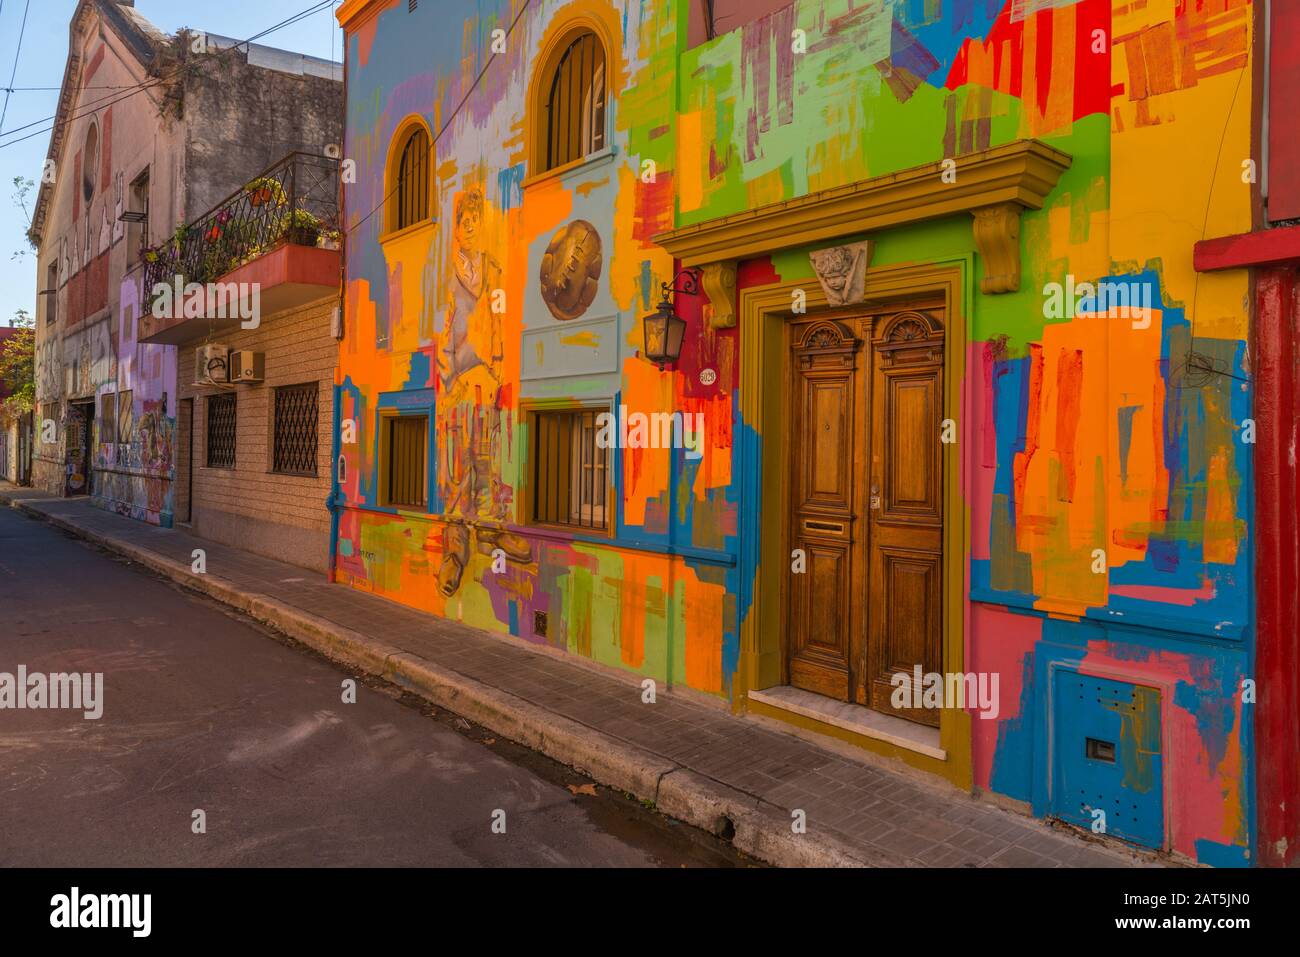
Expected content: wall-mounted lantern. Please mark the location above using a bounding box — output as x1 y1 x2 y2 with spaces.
642 268 700 370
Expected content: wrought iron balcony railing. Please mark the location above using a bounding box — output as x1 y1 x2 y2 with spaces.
143 151 339 294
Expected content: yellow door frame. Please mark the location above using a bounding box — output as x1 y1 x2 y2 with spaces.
735 259 972 788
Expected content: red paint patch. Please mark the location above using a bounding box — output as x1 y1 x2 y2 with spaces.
632 170 674 244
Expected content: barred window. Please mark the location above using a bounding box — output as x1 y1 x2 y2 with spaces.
530 407 608 530
394 125 430 232
543 32 606 171
384 414 427 508
206 393 236 469
272 383 319 476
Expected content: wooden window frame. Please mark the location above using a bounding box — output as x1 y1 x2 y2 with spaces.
383 116 435 240
378 409 430 510
520 401 614 536
541 31 606 173
525 17 617 184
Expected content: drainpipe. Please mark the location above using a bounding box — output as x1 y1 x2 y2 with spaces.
327 24 349 585
327 381 343 583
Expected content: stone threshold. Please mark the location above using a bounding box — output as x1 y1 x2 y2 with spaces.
748 686 946 761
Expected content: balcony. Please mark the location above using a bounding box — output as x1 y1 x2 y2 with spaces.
139 152 340 345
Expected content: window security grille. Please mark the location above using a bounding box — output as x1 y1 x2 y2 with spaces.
206 393 236 469
272 384 319 475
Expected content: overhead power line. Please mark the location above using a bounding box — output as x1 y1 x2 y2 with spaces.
0 0 336 152
346 0 536 237
0 0 33 135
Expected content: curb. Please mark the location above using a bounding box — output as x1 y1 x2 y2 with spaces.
9 498 902 868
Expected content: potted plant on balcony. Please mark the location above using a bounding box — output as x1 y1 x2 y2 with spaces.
245 176 285 208
282 208 323 247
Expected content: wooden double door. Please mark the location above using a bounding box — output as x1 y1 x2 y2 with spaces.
785 303 945 726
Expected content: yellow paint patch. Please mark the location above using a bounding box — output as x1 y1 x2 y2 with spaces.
559 330 600 348
677 110 703 214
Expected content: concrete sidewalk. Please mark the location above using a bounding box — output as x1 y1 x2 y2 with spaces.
0 482 1155 868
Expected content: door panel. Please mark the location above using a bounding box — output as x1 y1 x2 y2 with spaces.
786 320 862 701
783 305 945 725
864 309 945 725
884 374 940 517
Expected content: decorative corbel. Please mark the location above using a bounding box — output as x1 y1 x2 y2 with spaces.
971 203 1022 294
699 260 738 328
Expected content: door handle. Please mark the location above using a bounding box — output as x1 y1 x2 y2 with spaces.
870 481 880 510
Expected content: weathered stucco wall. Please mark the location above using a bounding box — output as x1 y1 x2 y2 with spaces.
180 35 343 218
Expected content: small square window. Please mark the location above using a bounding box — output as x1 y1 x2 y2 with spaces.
529 407 608 531
383 414 427 508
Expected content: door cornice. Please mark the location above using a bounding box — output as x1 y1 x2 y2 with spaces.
654 139 1071 318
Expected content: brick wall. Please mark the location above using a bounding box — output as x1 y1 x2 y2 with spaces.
177 297 336 571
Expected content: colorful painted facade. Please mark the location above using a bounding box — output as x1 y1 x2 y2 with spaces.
335 0 1285 865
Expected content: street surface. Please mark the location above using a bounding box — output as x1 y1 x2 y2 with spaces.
0 507 748 867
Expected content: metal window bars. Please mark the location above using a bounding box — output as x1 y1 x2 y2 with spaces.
272 384 319 476
395 128 430 231
206 393 236 469
544 32 606 171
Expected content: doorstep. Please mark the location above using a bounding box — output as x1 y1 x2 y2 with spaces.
747 686 946 760
5 494 1159 869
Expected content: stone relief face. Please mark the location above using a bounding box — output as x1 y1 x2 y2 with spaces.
809 241 870 306
539 219 602 321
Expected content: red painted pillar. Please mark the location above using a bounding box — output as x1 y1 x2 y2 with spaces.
1255 265 1300 867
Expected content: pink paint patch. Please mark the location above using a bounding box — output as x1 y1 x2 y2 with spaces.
1076 641 1245 859
1109 581 1217 606
969 605 1039 791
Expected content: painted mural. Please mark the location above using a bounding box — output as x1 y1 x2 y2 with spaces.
90 275 177 526
337 0 1257 865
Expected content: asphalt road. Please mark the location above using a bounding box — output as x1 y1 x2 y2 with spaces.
0 506 749 867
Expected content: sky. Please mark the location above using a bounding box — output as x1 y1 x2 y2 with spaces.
0 0 344 326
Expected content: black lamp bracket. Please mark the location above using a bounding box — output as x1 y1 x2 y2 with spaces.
660 267 702 301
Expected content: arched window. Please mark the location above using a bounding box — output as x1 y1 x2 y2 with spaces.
392 124 430 232
542 31 606 171
82 122 99 202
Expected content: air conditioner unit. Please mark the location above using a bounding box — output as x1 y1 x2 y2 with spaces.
194 344 230 385
229 350 265 383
